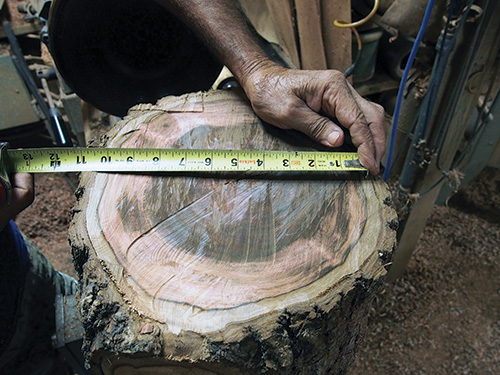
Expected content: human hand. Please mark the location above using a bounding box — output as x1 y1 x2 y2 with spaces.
0 173 34 231
241 62 386 175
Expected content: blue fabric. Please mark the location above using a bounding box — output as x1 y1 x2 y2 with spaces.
0 220 29 352
8 220 29 274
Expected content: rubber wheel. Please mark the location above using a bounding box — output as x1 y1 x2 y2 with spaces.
48 0 223 116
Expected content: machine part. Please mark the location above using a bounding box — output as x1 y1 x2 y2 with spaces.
380 77 425 178
466 69 486 93
217 77 241 90
334 0 380 29
47 0 223 117
345 27 362 78
18 0 52 21
0 55 40 130
387 0 500 280
40 76 72 146
430 3 489 173
380 0 446 41
378 0 397 13
335 0 380 77
383 0 436 181
60 92 86 146
17 0 52 43
489 140 500 168
3 20 72 146
35 65 57 80
379 33 414 79
351 28 384 82
436 89 500 203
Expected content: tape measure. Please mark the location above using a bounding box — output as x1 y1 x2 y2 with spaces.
5 147 366 173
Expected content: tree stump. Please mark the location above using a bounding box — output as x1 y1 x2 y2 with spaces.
69 89 397 375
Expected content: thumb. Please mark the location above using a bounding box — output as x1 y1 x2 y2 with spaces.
287 106 345 148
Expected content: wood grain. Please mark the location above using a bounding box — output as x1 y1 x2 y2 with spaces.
320 0 352 71
70 89 397 374
295 0 327 70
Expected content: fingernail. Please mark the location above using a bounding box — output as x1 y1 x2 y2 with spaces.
324 132 341 147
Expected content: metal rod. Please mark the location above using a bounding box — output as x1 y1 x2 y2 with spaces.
3 20 72 146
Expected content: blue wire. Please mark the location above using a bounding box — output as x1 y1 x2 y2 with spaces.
383 0 437 181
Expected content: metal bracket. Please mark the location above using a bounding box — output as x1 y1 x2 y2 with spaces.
411 139 435 168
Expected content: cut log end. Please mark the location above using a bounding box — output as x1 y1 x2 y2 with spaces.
70 90 397 374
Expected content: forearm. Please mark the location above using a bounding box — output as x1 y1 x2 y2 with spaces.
155 0 274 87
155 0 385 175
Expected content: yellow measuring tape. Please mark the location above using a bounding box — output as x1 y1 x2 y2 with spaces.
5 148 366 173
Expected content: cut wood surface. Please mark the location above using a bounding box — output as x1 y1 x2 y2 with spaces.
69 89 397 374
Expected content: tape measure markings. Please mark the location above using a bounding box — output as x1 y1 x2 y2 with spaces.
6 148 366 173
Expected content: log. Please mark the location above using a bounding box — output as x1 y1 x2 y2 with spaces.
69 89 397 374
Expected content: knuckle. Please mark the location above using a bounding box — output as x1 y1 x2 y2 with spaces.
328 69 346 82
372 102 384 112
369 103 386 123
351 122 374 146
282 98 297 117
273 99 297 124
350 112 369 132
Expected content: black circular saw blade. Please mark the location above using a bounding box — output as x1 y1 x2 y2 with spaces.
48 0 223 117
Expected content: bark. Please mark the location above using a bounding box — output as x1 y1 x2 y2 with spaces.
69 89 397 374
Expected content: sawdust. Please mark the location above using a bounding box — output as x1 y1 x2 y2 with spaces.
349 167 500 375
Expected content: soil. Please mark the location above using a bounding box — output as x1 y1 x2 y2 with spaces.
13 158 500 374
16 173 78 278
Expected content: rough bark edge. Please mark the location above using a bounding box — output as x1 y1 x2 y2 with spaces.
70 173 396 373
68 94 398 373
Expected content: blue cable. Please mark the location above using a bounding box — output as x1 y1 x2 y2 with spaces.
382 0 437 181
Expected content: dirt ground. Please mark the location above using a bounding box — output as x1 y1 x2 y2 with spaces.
13 160 500 374
350 167 500 375
16 173 78 278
